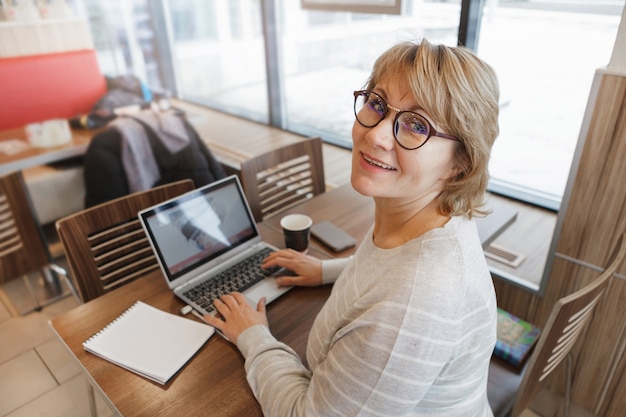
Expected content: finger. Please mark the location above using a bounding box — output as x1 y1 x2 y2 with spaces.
262 254 289 269
210 299 229 319
203 314 224 329
264 249 299 263
280 273 322 287
230 292 248 306
271 249 302 258
263 249 291 261
230 291 253 307
264 255 299 271
219 293 238 307
257 297 267 314
263 251 282 262
275 275 305 287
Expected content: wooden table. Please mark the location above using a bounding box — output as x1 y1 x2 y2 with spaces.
49 190 365 417
51 255 331 416
0 126 96 175
49 184 516 417
263 184 518 254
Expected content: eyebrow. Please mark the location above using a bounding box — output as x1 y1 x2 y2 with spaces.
373 88 424 114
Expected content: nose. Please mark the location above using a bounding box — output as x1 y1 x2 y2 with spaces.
364 107 398 151
364 122 395 151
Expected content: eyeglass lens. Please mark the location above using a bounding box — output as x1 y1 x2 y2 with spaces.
354 91 432 150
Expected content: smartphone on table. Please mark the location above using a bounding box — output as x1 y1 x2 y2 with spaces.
311 221 356 252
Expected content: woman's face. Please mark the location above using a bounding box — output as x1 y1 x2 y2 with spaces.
351 75 459 207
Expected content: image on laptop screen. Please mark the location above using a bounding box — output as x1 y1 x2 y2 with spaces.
140 178 258 283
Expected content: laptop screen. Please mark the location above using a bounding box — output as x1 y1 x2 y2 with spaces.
139 176 258 283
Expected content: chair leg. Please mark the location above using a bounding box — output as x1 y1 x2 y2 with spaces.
2 269 71 315
48 263 81 304
21 274 42 312
564 353 572 417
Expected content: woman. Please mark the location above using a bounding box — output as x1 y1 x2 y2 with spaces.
205 38 500 416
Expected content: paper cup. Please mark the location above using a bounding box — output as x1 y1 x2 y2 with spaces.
280 214 313 252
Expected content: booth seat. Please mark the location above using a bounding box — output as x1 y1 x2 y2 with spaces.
0 49 106 130
0 49 106 225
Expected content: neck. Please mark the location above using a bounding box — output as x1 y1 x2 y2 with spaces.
372 196 450 249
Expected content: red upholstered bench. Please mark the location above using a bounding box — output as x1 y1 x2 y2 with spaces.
0 49 106 130
0 49 106 225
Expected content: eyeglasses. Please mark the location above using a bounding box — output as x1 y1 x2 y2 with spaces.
353 90 460 150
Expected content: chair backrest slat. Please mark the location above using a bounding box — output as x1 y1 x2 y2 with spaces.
241 137 325 222
56 179 194 303
101 264 159 292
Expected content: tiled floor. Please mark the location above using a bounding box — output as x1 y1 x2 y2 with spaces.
0 273 114 417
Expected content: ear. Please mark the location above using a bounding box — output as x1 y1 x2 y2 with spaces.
450 164 467 180
448 149 470 181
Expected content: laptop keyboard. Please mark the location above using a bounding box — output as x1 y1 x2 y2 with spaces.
183 247 280 313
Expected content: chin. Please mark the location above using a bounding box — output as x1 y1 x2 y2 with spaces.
350 153 398 197
350 173 378 198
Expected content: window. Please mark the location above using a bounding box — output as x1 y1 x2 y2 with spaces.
276 0 461 145
272 0 624 211
77 0 624 292
169 0 218 42
80 0 624 211
167 0 268 122
477 0 624 209
81 0 138 78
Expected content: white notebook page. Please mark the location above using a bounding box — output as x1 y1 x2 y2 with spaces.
83 301 214 384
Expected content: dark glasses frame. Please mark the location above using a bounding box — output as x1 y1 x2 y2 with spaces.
353 90 460 150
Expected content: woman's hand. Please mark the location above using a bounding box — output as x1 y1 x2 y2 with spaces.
204 292 268 344
262 249 323 287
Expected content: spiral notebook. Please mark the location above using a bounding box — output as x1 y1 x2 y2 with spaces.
83 301 214 384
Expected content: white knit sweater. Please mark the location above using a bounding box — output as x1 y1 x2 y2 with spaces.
237 216 496 416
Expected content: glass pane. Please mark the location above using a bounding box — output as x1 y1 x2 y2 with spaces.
81 0 135 78
477 0 624 208
167 0 268 123
277 0 462 146
81 0 162 88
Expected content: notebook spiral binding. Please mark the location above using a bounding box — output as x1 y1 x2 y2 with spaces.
83 301 140 345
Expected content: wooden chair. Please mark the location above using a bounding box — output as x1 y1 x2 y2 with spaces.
55 178 193 417
489 232 626 417
0 170 74 314
240 137 325 222
56 179 194 303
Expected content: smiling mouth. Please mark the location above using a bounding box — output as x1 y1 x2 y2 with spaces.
363 153 396 171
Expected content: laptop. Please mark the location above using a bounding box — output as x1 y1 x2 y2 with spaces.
138 175 291 316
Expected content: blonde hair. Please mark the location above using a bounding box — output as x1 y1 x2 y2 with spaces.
366 39 500 218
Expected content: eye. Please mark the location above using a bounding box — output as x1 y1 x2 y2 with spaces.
366 95 386 116
402 113 429 136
